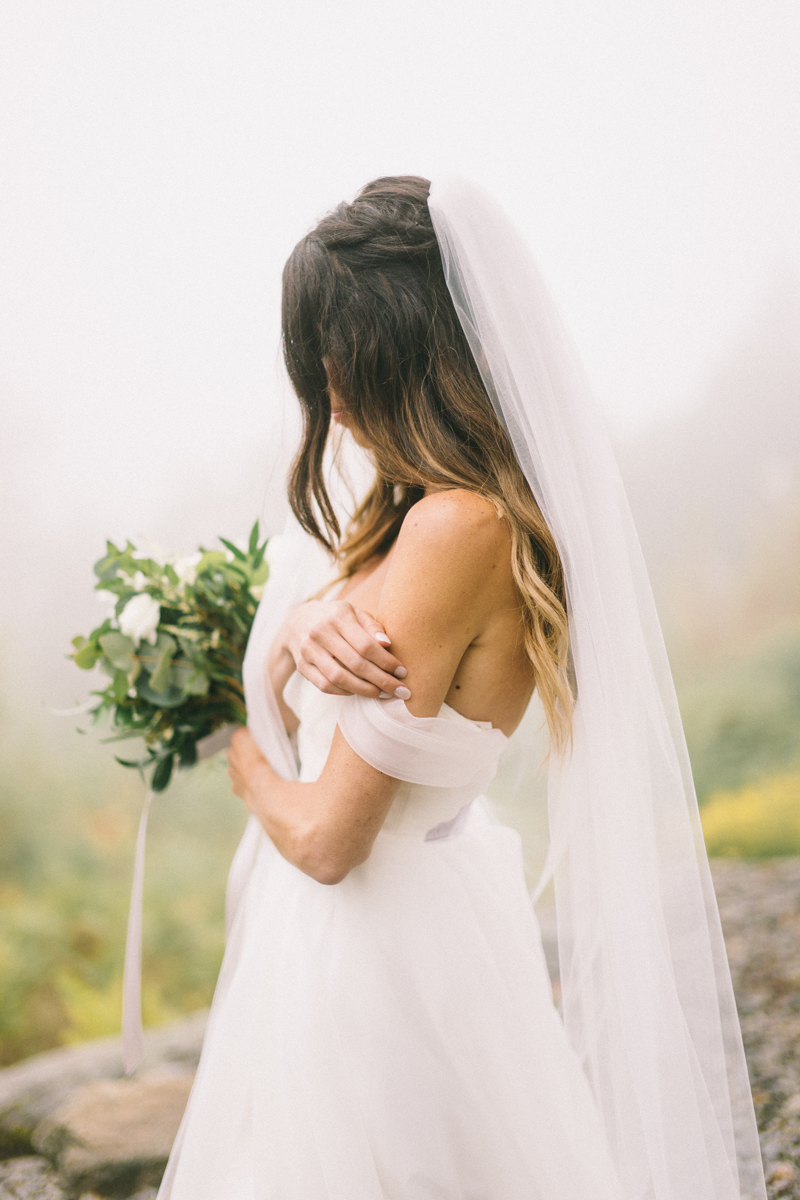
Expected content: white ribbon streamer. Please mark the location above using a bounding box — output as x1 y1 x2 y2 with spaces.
122 785 153 1075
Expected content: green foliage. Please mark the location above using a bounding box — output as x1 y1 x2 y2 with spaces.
678 627 800 803
0 732 246 1066
71 522 269 791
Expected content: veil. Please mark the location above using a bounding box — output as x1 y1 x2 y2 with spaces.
428 180 765 1200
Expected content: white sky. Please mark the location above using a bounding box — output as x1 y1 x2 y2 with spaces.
0 0 799 706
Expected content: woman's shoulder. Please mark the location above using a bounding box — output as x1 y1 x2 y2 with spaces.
398 489 508 556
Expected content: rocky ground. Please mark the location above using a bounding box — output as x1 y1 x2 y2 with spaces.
0 860 798 1198
713 859 800 1198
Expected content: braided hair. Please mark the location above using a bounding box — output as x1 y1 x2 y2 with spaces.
281 176 573 748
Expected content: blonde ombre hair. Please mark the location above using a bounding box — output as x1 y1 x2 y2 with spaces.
281 175 572 751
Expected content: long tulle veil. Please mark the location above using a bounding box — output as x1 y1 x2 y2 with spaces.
428 179 764 1200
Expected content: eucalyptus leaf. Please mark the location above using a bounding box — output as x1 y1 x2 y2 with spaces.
99 632 137 672
185 669 210 696
149 634 177 694
136 675 186 707
74 642 101 670
112 669 128 703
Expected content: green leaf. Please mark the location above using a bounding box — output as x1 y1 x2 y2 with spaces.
151 753 174 792
197 550 226 576
74 643 101 670
179 741 198 768
219 537 247 562
111 669 129 703
135 675 186 708
185 669 210 696
250 559 269 586
99 632 137 672
148 634 177 694
248 521 259 556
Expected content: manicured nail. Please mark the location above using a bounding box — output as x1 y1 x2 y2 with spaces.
378 690 391 699
374 633 391 645
393 666 407 679
395 686 411 700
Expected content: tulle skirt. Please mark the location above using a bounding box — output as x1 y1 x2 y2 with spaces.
159 804 622 1200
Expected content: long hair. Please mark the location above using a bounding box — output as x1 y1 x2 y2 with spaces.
281 175 572 749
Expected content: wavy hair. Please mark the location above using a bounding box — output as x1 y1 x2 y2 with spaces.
281 175 572 749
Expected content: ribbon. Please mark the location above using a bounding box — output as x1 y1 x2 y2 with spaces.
121 725 238 1075
122 785 153 1075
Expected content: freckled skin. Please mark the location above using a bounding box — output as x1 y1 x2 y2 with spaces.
228 489 534 885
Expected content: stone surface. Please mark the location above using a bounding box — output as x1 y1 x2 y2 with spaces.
0 1157 65 1199
712 859 800 1199
33 1072 193 1199
0 1012 206 1162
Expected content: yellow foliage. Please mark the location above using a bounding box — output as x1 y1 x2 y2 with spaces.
56 971 183 1044
702 769 800 857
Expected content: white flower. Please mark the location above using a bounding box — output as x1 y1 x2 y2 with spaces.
119 593 161 647
133 571 147 592
96 590 117 619
174 552 202 587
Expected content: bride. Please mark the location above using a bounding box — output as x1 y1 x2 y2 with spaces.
157 177 765 1198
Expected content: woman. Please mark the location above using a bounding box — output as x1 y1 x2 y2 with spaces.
158 178 765 1199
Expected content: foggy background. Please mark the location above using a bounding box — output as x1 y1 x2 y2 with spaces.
1 0 799 1062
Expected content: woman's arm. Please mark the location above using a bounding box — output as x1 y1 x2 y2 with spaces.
229 491 510 884
268 599 410 735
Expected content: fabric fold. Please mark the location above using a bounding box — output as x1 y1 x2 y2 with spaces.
337 694 507 790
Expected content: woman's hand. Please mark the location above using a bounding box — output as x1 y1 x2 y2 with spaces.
227 726 272 809
280 600 410 700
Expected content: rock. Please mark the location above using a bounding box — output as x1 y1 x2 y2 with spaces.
32 1072 192 1199
0 1013 206 1161
0 1157 66 1199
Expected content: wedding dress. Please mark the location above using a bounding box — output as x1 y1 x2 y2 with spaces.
158 662 623 1200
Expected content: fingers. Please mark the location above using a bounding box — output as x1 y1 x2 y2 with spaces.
299 662 351 697
298 638 411 699
341 607 407 679
353 606 392 648
288 599 409 699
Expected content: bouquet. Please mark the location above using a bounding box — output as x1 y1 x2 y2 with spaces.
71 522 269 791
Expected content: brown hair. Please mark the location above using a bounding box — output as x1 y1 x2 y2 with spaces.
281 175 572 748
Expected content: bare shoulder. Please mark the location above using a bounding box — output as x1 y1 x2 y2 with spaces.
377 490 516 716
396 489 510 564
378 489 514 639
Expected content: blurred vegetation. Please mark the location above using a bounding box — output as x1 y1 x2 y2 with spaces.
677 625 800 802
701 768 800 858
0 724 245 1067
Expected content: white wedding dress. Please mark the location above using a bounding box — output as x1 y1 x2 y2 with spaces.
158 666 623 1200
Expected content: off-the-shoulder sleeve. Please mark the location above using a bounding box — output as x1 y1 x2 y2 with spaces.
337 694 507 788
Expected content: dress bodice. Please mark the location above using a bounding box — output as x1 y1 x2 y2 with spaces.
283 672 508 840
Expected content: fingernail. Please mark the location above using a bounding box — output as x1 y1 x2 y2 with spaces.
393 665 407 679
378 690 391 699
374 633 391 645
395 686 411 700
